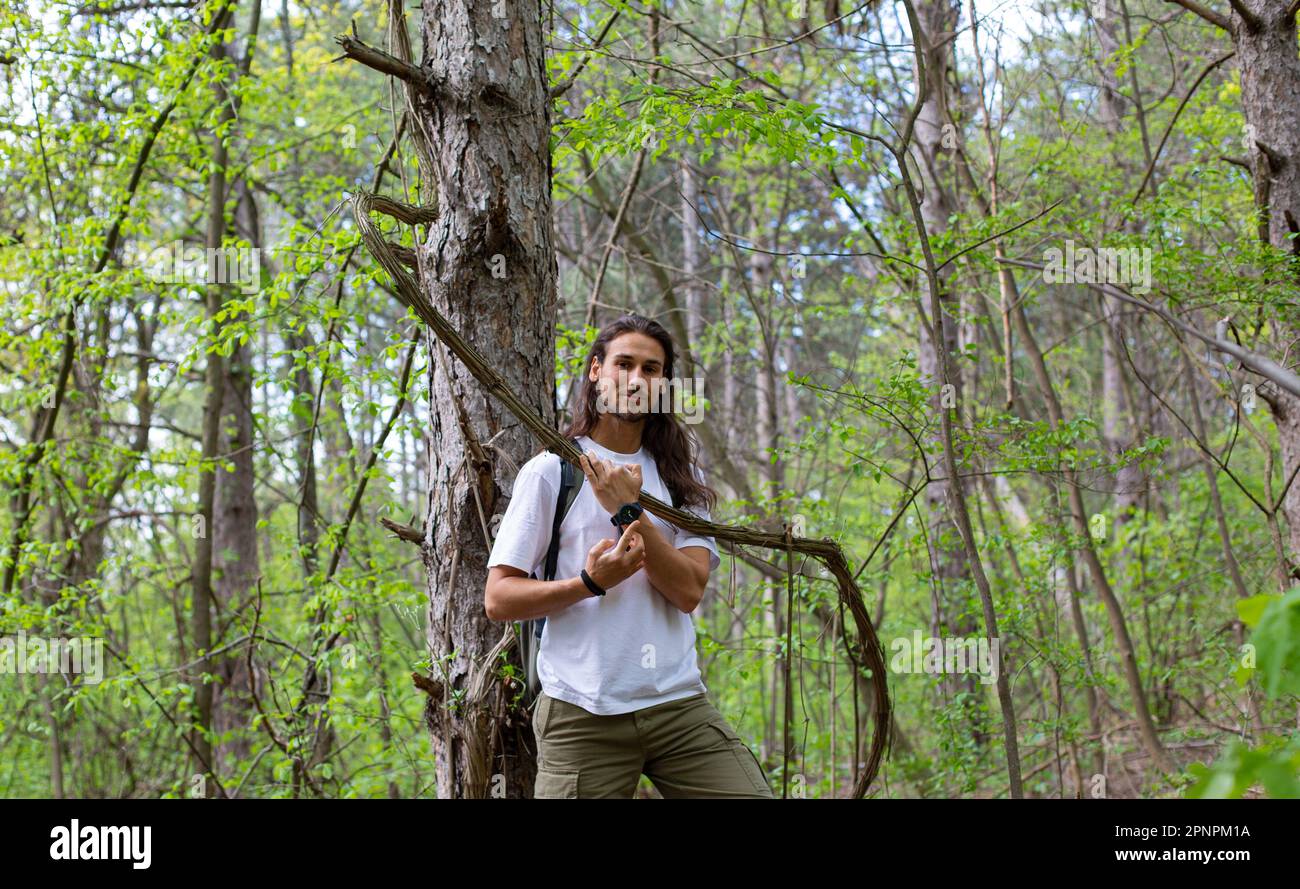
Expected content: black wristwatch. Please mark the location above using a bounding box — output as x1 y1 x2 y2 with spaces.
579 568 607 597
610 502 644 531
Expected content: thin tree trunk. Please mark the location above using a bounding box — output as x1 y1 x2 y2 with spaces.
911 0 979 715
188 0 240 798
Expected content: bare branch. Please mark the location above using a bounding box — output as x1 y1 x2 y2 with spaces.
1225 0 1262 31
996 257 1300 399
549 10 622 99
380 516 424 544
1163 0 1232 30
333 32 430 95
1133 51 1236 203
74 1 197 14
937 199 1065 271
1256 138 1287 174
412 672 444 699
365 193 439 225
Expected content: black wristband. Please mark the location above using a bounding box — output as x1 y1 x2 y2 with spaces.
579 568 607 597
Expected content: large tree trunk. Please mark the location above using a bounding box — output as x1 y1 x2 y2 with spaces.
417 0 558 799
1232 4 1300 566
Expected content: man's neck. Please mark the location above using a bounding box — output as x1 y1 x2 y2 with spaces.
587 417 645 455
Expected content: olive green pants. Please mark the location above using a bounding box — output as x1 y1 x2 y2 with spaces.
531 691 775 798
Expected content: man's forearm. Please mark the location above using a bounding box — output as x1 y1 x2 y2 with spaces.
637 520 704 613
488 574 594 622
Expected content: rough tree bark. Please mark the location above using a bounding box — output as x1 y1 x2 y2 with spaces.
416 0 558 799
1234 4 1300 566
1168 0 1300 566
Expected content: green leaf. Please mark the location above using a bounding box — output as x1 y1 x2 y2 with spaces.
1236 593 1273 628
1253 586 1300 699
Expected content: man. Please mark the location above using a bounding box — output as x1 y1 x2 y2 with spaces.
484 314 774 799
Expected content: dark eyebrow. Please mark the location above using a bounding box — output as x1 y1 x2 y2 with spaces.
611 353 662 369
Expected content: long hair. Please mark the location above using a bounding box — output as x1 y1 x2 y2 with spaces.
554 314 717 512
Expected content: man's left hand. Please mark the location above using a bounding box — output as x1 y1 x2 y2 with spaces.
580 451 643 516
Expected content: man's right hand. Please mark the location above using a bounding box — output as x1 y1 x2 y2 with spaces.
584 520 645 591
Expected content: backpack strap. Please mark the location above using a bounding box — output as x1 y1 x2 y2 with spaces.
520 440 583 707
530 439 585 646
541 443 583 582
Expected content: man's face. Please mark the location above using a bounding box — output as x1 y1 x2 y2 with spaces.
591 332 667 422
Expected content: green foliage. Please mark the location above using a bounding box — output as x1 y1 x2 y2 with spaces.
1186 588 1300 798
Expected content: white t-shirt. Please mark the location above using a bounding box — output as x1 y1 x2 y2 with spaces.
487 434 721 715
